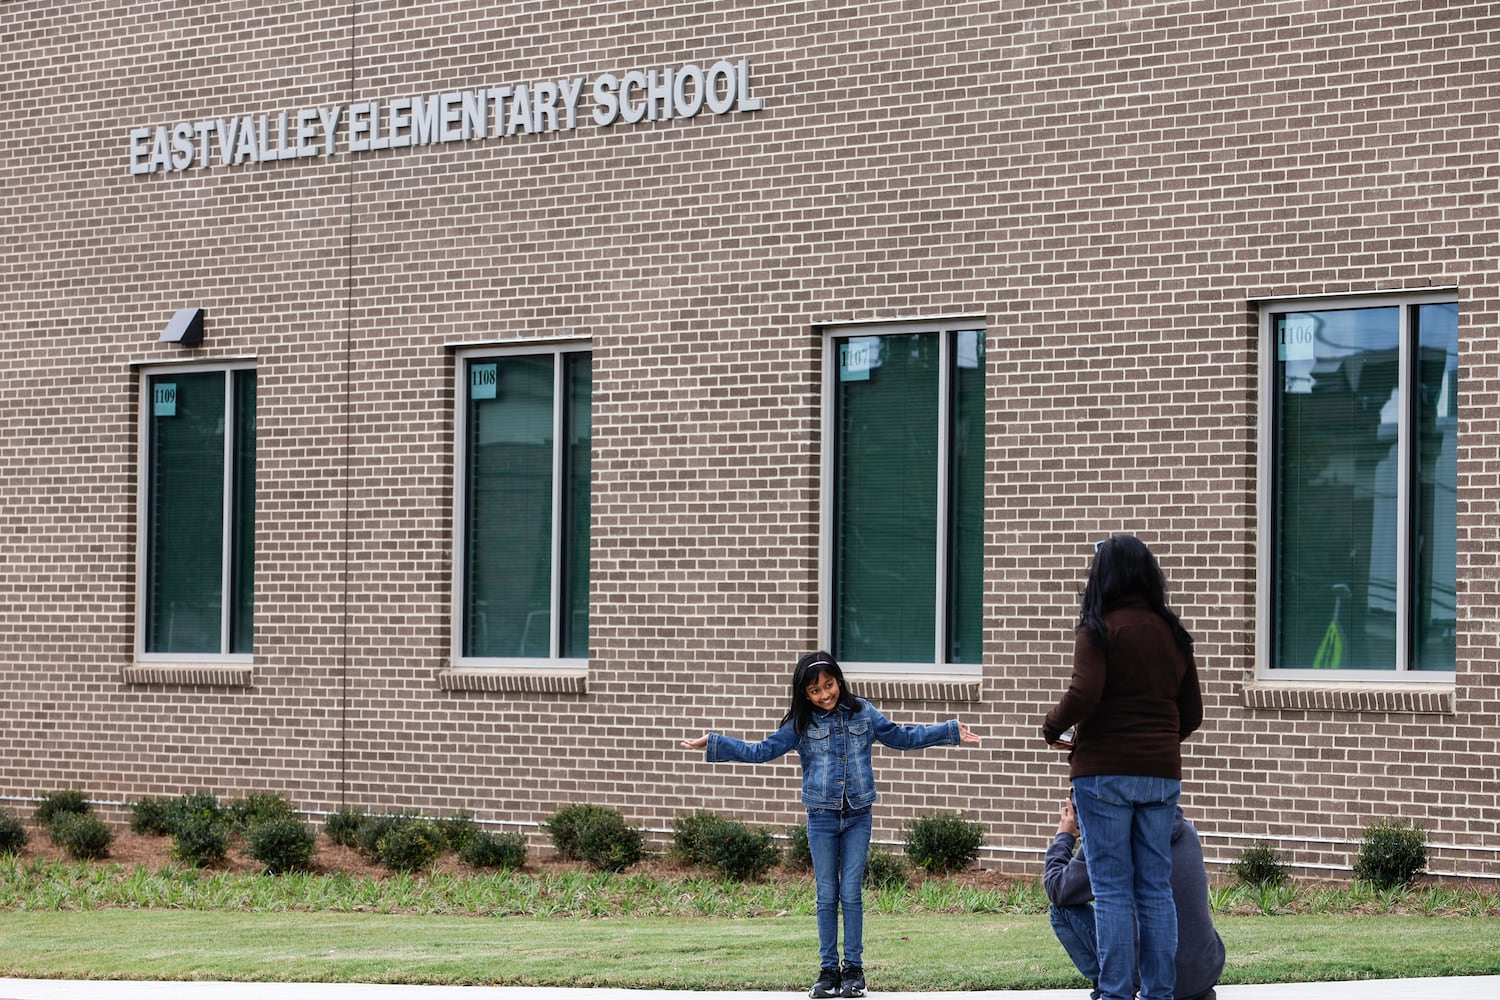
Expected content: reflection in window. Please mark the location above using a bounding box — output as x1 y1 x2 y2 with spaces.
1269 300 1455 673
829 326 985 667
1413 303 1458 670
460 348 590 662
144 367 256 655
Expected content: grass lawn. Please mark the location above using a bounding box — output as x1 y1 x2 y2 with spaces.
2 908 1498 989
3 824 1499 991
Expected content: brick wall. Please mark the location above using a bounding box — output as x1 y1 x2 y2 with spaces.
1 0 1497 880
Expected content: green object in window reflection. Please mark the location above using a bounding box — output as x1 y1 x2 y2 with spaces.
1312 619 1342 669
1312 585 1349 669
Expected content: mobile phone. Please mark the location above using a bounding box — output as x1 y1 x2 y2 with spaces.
1055 728 1075 747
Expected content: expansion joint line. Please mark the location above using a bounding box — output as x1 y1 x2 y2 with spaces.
339 1 358 808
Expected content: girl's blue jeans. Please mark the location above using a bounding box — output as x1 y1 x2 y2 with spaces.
806 804 873 969
1071 775 1181 1000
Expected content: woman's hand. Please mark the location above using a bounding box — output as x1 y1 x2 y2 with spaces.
958 722 981 745
1045 727 1076 750
679 734 709 750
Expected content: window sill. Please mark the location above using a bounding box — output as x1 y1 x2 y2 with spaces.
846 675 982 704
1241 682 1452 715
122 664 253 687
437 669 587 695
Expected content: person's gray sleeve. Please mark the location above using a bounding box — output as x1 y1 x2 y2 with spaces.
1041 832 1094 908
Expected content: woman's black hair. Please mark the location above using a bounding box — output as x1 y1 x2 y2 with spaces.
782 650 860 735
1079 535 1195 657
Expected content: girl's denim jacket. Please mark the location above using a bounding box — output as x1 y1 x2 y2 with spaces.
705 699 960 810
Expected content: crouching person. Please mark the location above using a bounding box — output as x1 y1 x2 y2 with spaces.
1043 797 1225 1000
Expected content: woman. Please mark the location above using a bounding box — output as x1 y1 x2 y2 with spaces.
1043 535 1203 1000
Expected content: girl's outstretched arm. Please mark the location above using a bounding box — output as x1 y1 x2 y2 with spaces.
699 721 799 763
870 706 965 750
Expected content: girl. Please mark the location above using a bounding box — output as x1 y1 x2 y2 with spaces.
1042 535 1204 1000
682 651 981 999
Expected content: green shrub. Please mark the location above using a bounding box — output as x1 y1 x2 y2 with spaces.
461 830 528 870
577 816 644 873
703 819 779 881
1354 819 1427 890
1233 840 1289 887
323 806 366 848
0 809 30 855
546 804 643 872
163 791 230 836
34 790 92 827
440 811 482 852
245 817 318 874
376 819 447 873
355 812 420 857
545 804 620 861
903 812 985 874
670 810 721 865
50 812 114 860
128 797 174 836
170 811 230 867
864 846 910 889
785 823 811 869
229 792 299 832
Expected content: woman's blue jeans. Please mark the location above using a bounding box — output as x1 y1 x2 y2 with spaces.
807 804 873 969
1071 775 1181 1000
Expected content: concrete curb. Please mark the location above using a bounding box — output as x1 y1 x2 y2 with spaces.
4 979 1500 1000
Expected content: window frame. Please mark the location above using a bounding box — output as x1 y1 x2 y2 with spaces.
135 360 256 663
1255 289 1457 683
451 341 591 672
819 318 987 677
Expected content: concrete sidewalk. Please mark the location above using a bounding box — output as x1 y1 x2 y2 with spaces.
3 980 1500 1000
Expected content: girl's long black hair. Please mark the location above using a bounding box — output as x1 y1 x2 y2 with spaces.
782 650 860 735
1080 535 1195 656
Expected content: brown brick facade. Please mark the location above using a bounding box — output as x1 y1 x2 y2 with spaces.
2 1 1497 881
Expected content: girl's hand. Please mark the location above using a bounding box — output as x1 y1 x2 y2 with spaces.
680 734 709 750
958 722 981 744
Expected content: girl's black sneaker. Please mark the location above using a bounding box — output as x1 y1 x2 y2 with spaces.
810 967 842 998
840 964 866 998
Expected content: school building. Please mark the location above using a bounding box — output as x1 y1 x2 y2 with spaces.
1 1 1494 880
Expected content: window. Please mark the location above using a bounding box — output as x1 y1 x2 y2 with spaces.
1260 293 1457 677
823 322 986 673
456 345 590 666
140 364 256 658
